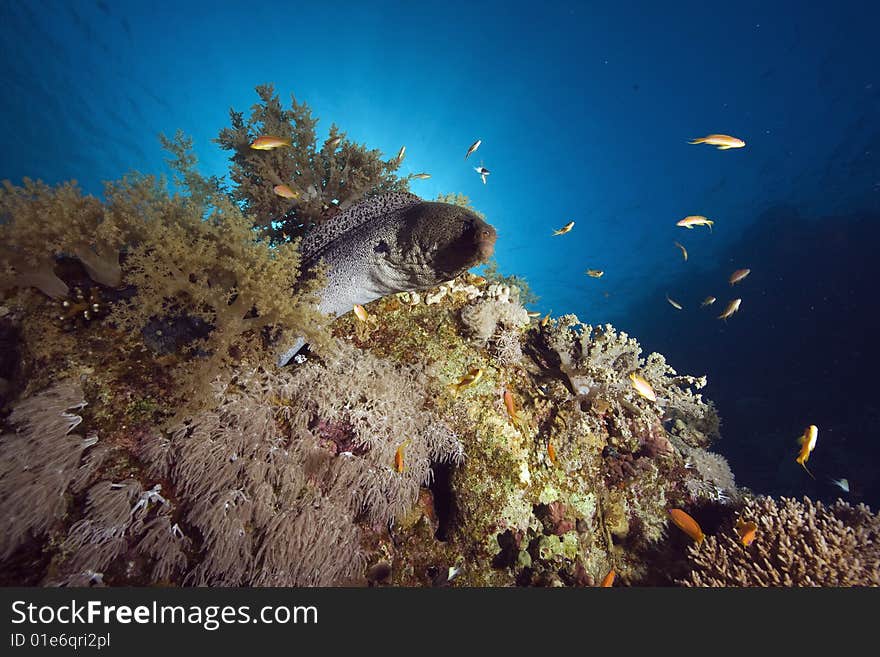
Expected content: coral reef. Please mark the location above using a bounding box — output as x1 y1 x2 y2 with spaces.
101 169 329 417
9 344 463 586
0 134 330 420
1 86 871 588
681 496 880 587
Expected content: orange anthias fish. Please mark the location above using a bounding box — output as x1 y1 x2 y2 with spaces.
668 508 705 545
503 389 520 425
250 135 292 150
729 268 751 285
394 442 407 473
553 221 575 236
688 134 746 150
353 304 369 322
735 519 758 546
676 215 714 231
701 296 716 307
547 442 558 466
629 372 657 402
448 367 483 395
273 184 300 199
796 424 818 478
600 569 615 587
717 298 742 320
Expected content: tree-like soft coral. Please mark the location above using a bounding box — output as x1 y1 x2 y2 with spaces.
0 179 123 298
101 152 330 418
215 84 409 243
681 496 880 586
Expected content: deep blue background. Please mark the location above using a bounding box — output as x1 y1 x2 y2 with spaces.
1 0 878 505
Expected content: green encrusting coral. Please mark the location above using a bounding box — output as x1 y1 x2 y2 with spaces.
1 86 877 587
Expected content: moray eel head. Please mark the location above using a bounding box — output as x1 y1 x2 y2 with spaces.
395 201 497 282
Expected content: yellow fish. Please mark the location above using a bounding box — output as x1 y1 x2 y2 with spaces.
677 215 714 231
503 389 520 425
326 135 343 149
547 441 558 466
688 134 746 150
629 373 656 402
273 184 300 199
553 221 575 236
353 304 369 322
735 519 758 546
394 441 410 473
410 173 431 180
701 296 716 307
586 269 604 278
540 313 551 327
796 425 818 478
668 509 705 544
674 241 688 261
449 367 483 395
666 294 683 310
717 298 742 320
465 139 482 159
250 135 291 150
729 268 751 285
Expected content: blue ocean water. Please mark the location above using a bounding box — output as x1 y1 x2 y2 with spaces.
1 0 877 505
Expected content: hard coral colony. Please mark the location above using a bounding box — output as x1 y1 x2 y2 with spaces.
0 85 875 588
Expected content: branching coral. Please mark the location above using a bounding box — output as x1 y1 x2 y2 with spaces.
526 315 720 454
0 380 105 559
215 84 409 243
673 437 737 504
682 496 880 586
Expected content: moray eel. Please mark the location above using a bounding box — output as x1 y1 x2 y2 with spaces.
278 192 497 365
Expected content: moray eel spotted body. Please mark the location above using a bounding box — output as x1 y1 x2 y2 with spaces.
279 192 497 364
